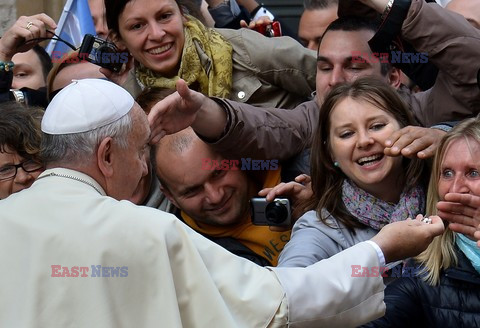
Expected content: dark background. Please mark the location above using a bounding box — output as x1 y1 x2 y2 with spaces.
263 0 304 39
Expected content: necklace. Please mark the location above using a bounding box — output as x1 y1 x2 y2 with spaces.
37 172 103 195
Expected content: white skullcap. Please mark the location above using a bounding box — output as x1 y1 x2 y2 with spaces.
42 78 135 134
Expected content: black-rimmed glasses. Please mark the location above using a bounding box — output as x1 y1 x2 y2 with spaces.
0 160 43 181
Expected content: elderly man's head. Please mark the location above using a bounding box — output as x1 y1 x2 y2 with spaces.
41 79 150 201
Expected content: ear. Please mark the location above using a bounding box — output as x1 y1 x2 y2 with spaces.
387 67 402 89
97 137 115 178
110 31 127 51
160 185 180 208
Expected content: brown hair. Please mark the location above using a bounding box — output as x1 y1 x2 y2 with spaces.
0 101 44 161
303 76 425 231
136 87 176 115
105 0 207 37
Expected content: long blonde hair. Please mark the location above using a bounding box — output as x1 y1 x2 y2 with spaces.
416 117 480 285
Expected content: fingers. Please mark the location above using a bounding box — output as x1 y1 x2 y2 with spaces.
428 215 446 235
175 79 190 99
384 126 444 159
294 174 311 184
443 193 480 208
447 223 477 238
384 127 417 157
0 14 57 58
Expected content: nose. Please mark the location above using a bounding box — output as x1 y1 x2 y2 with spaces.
356 130 374 148
307 40 319 51
147 22 166 40
204 182 224 205
328 66 346 87
95 20 108 40
449 175 470 194
14 167 34 186
11 80 20 89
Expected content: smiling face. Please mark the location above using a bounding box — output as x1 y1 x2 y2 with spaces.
116 0 185 77
316 29 386 104
328 97 403 201
155 137 252 226
438 137 480 200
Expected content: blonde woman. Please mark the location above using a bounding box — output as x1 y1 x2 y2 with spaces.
363 117 480 327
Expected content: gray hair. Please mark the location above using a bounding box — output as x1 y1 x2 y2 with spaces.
41 111 133 166
304 0 338 10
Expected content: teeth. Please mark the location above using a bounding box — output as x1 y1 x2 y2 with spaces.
148 44 172 55
358 154 382 165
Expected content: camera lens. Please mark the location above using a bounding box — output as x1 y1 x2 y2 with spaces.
265 201 288 224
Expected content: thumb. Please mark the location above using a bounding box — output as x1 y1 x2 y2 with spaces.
176 79 190 98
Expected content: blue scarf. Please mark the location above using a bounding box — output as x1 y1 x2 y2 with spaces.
456 233 480 274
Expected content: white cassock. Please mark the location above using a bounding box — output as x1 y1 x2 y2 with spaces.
0 168 385 327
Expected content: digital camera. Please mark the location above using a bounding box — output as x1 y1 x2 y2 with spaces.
251 197 291 226
78 34 127 73
253 21 282 37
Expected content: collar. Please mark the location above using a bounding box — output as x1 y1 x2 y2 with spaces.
38 168 106 196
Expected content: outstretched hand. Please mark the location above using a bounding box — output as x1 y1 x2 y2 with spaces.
371 214 445 263
147 79 207 144
384 126 446 159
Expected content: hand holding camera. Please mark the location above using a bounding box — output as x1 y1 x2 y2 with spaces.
0 14 57 60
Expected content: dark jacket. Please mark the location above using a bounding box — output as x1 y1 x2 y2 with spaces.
361 249 480 327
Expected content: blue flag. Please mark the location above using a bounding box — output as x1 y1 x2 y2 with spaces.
46 0 96 59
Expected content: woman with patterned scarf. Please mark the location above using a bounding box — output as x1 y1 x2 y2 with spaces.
104 0 317 109
272 76 428 268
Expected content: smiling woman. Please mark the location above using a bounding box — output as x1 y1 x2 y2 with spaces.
0 102 44 199
104 0 317 109
278 76 428 268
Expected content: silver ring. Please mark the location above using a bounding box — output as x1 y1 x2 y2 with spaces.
25 21 34 30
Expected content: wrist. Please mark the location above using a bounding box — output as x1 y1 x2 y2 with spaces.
193 98 228 140
0 48 13 62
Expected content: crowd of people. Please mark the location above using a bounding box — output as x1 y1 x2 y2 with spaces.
0 0 479 326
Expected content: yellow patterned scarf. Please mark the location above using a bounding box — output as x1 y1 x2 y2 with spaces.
136 15 233 98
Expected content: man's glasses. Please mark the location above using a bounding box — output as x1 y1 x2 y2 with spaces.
0 160 43 181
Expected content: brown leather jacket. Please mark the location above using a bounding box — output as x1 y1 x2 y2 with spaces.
206 0 480 160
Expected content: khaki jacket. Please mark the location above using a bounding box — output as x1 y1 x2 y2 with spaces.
219 28 317 109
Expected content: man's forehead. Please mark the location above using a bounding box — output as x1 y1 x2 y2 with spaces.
319 29 375 55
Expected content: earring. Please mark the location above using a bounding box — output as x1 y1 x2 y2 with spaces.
334 161 339 167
